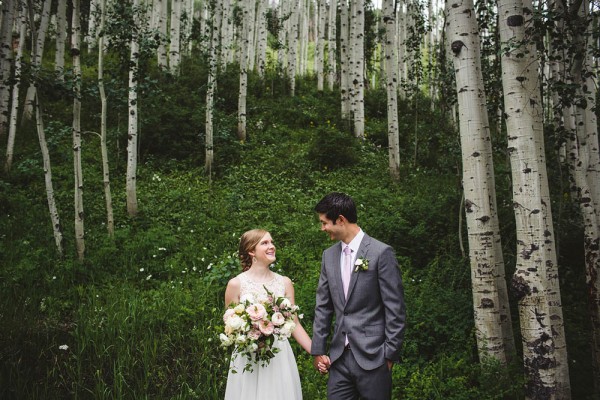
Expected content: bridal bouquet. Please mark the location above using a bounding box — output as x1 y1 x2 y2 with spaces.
219 287 299 371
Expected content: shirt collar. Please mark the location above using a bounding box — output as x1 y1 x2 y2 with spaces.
341 229 364 255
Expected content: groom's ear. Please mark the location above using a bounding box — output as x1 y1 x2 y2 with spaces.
337 215 348 225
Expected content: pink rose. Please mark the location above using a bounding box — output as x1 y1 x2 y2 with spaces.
248 328 261 340
246 303 267 321
258 320 274 336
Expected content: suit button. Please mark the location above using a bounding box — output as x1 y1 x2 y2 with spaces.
344 312 348 316
342 331 346 335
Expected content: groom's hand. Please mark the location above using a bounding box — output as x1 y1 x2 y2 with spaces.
313 355 330 374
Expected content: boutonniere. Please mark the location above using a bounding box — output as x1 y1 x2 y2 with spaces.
354 257 369 272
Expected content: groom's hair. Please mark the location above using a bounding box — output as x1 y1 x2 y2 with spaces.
315 192 358 224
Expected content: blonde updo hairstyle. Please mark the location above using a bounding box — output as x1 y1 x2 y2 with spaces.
238 229 268 272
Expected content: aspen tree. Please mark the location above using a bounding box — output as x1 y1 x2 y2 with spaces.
0 0 16 137
564 0 600 389
169 0 182 75
256 0 268 77
23 0 52 122
350 0 365 138
156 0 168 69
316 0 326 90
383 0 400 180
127 0 141 217
287 0 300 96
238 0 250 141
339 0 351 118
5 0 27 173
246 0 257 72
205 0 221 179
446 0 515 363
97 0 114 236
71 0 85 260
498 0 570 396
327 0 337 90
55 0 67 79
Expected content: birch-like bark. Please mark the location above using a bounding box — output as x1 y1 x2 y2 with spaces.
340 0 351 118
54 0 67 79
23 0 52 122
256 0 268 77
383 0 400 180
0 0 16 137
169 0 182 75
287 0 300 96
499 0 570 396
397 0 406 99
446 0 515 363
71 0 85 260
127 0 140 217
350 0 365 138
97 0 114 236
277 0 288 75
87 0 99 48
35 93 64 256
205 0 220 179
316 0 326 90
246 0 257 72
156 0 168 69
5 1 27 173
238 0 250 141
327 0 337 90
566 0 600 390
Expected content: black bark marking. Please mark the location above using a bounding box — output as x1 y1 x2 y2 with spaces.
507 15 524 27
511 275 531 301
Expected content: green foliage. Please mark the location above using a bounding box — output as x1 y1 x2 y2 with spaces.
307 123 361 170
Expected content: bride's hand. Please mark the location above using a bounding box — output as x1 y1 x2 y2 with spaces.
314 355 330 374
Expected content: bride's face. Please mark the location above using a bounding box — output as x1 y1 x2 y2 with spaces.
250 232 276 266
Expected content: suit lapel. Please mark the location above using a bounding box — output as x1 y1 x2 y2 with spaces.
346 234 371 301
331 244 346 305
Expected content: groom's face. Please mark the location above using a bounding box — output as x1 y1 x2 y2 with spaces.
318 213 344 241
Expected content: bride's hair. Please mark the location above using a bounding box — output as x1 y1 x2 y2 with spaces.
238 229 268 272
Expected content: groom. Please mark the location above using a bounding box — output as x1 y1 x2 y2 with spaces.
311 192 406 400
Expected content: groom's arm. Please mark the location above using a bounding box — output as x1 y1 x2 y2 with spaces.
311 256 334 356
378 245 406 363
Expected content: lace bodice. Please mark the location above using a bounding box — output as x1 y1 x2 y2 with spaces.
238 272 286 301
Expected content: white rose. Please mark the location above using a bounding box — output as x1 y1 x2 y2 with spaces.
279 298 292 309
279 321 296 338
234 304 245 314
235 334 247 344
223 308 236 323
226 314 244 331
271 312 285 326
219 333 233 347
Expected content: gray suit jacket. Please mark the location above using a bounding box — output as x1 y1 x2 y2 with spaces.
311 233 406 370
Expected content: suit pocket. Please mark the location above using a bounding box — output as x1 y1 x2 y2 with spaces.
364 324 384 337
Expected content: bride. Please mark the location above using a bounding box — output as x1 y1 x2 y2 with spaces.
223 229 327 400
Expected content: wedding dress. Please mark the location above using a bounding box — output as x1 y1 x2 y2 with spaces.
224 272 303 400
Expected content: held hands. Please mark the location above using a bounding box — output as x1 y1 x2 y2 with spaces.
313 355 331 374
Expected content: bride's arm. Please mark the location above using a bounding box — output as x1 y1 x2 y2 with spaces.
224 277 241 307
284 277 312 354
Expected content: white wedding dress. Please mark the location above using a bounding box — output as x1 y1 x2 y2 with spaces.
224 272 303 400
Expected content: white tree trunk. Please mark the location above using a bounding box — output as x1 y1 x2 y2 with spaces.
287 0 300 96
54 0 67 79
350 0 365 138
156 0 168 69
169 0 182 75
327 0 337 90
340 0 350 118
498 0 570 396
35 93 64 256
246 0 257 72
23 0 52 122
0 0 16 137
316 0 326 90
205 0 220 179
96 0 114 236
127 0 141 217
5 0 27 173
383 0 400 180
238 0 250 141
221 0 235 69
255 0 268 77
566 0 600 389
87 0 99 48
397 0 406 99
71 0 85 260
446 0 515 363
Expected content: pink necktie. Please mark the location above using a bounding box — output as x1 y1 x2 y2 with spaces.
342 245 352 298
